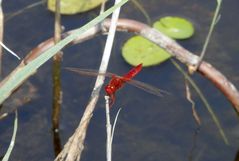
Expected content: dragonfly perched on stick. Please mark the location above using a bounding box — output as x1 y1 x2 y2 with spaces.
66 64 169 107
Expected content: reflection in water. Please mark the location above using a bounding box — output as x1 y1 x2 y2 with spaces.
51 40 63 157
5 0 47 22
52 0 63 154
0 82 37 119
188 127 201 161
52 56 63 156
1 0 239 160
52 129 62 156
234 150 239 161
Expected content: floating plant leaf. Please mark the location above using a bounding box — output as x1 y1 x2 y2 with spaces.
122 36 171 67
153 16 194 39
48 0 106 15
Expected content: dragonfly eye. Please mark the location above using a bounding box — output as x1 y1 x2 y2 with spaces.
105 85 115 95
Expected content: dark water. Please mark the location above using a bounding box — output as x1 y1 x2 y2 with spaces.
0 0 239 160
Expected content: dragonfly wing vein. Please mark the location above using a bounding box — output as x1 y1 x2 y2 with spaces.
127 79 170 97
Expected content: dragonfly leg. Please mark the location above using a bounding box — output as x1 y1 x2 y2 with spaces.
109 94 115 108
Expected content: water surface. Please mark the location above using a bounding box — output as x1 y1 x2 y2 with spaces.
0 0 239 161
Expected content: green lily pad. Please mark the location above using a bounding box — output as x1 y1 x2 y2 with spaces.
153 16 194 39
48 0 106 15
122 36 171 67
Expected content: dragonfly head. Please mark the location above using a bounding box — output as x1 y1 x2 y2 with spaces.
104 85 115 95
105 85 116 107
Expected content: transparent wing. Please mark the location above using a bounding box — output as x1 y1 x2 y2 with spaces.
127 79 170 97
65 67 169 97
65 67 114 78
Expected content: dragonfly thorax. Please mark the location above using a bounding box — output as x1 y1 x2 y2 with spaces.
105 84 115 95
104 75 125 96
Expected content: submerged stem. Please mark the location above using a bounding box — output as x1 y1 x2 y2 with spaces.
52 0 62 156
171 59 229 144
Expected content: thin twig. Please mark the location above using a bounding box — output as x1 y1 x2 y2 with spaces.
131 0 151 25
2 110 18 161
0 41 20 60
5 0 47 22
185 79 201 126
100 0 107 14
105 96 122 161
171 59 228 144
105 96 112 161
111 108 122 145
191 0 222 72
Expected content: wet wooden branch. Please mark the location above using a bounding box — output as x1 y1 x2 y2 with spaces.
103 19 239 111
22 18 239 112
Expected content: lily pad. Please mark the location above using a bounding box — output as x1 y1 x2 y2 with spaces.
48 0 106 15
122 36 171 67
153 16 194 39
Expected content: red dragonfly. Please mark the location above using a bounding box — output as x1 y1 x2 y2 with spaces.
66 63 168 106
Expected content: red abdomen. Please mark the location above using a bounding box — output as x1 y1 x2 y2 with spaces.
123 63 143 80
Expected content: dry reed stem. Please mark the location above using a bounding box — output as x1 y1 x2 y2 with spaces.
56 0 122 159
105 96 112 161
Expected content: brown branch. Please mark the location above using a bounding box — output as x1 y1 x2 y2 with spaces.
199 61 239 112
103 19 239 111
1 18 238 160
23 18 239 112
